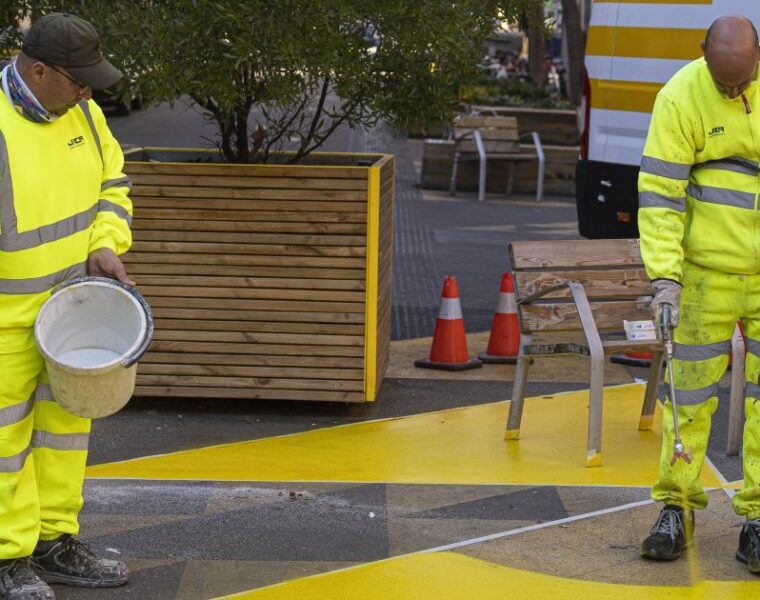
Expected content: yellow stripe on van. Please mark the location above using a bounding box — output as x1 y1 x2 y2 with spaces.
590 79 663 112
587 26 705 60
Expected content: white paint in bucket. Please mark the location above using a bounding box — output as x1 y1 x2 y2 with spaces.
35 278 153 418
58 348 122 368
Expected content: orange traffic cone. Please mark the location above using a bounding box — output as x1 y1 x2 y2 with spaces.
415 276 482 371
479 273 520 364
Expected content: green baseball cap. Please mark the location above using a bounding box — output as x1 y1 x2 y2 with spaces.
22 13 123 90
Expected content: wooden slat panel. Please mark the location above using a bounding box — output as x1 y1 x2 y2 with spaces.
133 219 367 234
132 385 366 402
130 241 365 258
146 296 365 313
132 197 367 212
152 330 362 346
510 239 642 270
132 230 367 247
139 363 363 380
140 352 363 369
519 300 651 332
140 285 365 303
133 208 367 224
127 263 365 279
129 173 368 191
457 140 520 154
125 162 368 180
455 115 518 128
153 318 363 336
515 268 652 300
137 374 363 392
131 185 366 201
147 340 363 356
137 275 364 291
149 307 364 324
124 252 365 269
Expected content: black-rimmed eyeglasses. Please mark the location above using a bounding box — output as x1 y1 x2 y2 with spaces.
46 63 88 91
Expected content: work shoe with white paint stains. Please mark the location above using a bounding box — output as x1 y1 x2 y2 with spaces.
736 519 760 574
640 504 694 561
0 558 55 599
32 536 127 588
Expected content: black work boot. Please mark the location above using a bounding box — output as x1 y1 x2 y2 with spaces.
640 504 694 560
31 536 127 588
0 558 55 600
736 519 760 574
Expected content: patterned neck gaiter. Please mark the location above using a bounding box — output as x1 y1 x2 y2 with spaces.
2 60 59 124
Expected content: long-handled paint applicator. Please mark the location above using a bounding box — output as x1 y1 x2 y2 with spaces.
661 304 693 465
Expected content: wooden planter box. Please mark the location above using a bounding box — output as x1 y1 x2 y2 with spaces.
122 149 394 403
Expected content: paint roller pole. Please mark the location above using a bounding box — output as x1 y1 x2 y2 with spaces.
661 304 692 465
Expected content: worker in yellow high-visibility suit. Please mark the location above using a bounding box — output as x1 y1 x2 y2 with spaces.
0 13 134 599
638 15 760 574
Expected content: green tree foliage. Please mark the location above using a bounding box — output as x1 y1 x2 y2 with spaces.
1 0 542 163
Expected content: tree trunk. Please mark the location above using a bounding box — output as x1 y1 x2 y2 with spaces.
527 3 546 85
561 0 586 106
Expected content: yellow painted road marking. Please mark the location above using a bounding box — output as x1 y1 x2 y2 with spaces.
87 384 721 488
214 550 760 599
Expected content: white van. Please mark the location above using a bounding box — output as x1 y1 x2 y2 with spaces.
576 0 760 238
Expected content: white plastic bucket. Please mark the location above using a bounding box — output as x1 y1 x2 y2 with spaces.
34 277 153 418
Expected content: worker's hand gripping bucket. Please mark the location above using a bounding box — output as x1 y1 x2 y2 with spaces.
34 277 153 418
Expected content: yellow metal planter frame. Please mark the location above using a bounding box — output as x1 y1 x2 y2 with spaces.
122 148 395 403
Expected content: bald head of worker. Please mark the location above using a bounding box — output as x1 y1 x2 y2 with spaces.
701 15 760 98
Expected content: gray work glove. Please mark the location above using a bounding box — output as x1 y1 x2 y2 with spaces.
650 278 682 331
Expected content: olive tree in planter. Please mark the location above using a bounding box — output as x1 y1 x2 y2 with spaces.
5 0 541 402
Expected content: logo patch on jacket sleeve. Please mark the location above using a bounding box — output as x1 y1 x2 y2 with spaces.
708 126 725 138
67 135 85 149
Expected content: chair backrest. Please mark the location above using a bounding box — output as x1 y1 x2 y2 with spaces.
509 238 653 334
453 115 520 154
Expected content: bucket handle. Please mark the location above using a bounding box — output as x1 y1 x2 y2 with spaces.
50 276 154 369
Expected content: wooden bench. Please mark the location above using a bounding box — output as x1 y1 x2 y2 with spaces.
448 115 545 203
504 238 745 466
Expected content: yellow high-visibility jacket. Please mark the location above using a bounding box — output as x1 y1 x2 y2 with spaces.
0 95 132 329
638 57 760 282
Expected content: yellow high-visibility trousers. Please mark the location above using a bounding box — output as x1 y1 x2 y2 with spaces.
652 260 760 519
0 328 90 559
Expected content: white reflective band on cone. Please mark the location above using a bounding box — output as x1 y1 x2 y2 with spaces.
497 292 517 314
438 298 463 320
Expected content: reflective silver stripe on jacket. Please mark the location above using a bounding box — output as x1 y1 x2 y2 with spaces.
639 192 686 212
640 156 692 180
78 100 102 162
693 157 760 177
98 199 132 226
746 338 760 358
674 339 731 361
0 398 33 426
669 383 718 406
33 383 53 402
102 177 132 192
0 205 99 251
747 382 760 400
31 431 89 451
687 183 756 209
0 447 30 472
0 129 16 234
0 261 86 295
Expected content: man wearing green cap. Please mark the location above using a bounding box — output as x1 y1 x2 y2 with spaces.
0 13 133 599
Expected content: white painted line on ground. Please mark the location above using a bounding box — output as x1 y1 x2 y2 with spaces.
705 455 737 500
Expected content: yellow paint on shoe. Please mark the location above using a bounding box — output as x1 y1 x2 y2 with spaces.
87 384 721 488
215 551 760 600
